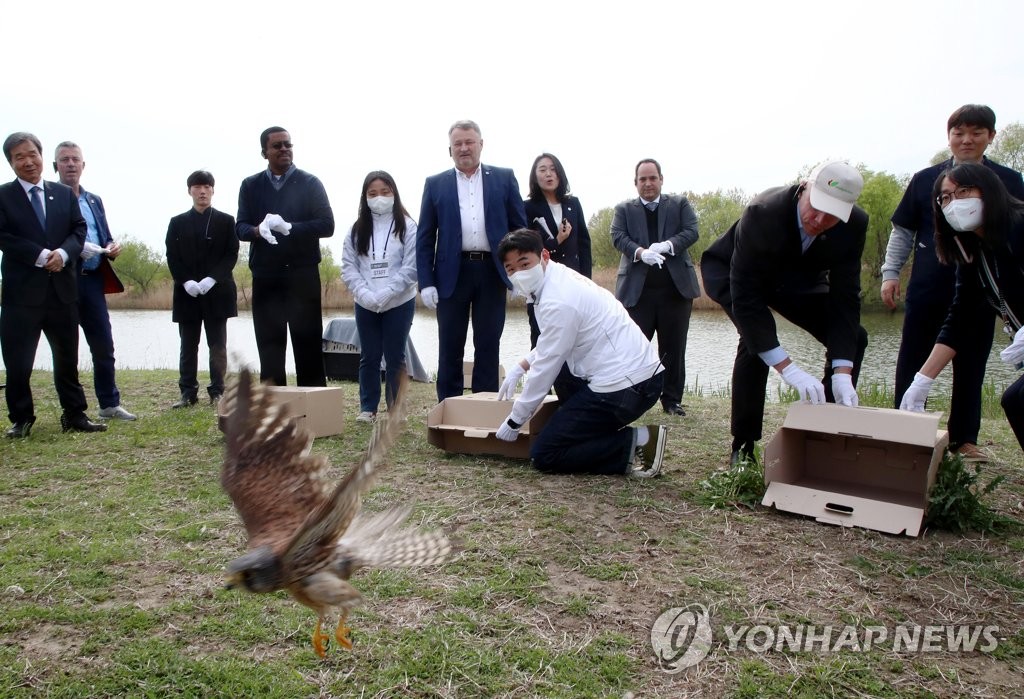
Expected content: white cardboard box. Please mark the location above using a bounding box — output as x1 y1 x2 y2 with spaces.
761 403 948 537
427 392 558 459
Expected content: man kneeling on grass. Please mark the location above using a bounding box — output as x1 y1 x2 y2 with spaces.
494 229 667 477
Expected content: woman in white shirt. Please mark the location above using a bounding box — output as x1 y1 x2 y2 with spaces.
341 171 418 422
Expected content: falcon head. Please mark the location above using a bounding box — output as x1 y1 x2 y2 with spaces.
225 546 285 593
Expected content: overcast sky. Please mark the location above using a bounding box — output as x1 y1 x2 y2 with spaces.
5 0 1024 264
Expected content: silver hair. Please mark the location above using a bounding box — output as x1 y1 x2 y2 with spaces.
448 120 481 138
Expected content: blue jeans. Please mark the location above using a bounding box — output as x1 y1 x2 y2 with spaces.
78 272 120 409
531 368 663 475
355 298 415 413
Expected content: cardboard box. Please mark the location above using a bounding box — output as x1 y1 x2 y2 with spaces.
462 362 506 391
427 392 559 459
761 403 948 537
219 385 345 438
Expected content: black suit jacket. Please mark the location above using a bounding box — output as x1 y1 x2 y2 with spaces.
165 207 239 322
701 185 868 361
524 195 592 278
0 179 85 307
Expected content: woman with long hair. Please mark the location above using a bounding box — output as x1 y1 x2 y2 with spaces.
341 171 417 422
900 162 1024 452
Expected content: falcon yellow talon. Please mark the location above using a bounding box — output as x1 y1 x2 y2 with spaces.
335 611 354 651
312 619 330 658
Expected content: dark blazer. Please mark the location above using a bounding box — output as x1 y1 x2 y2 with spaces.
611 193 701 306
524 195 592 278
165 207 239 322
0 179 85 307
416 164 527 297
78 188 123 291
701 184 868 361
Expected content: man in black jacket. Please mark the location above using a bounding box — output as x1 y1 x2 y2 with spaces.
701 161 868 464
166 170 238 407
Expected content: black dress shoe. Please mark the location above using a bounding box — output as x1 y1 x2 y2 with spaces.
171 395 199 409
60 413 108 433
730 448 757 467
662 402 686 416
6 417 35 438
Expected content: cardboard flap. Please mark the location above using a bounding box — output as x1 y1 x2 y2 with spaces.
781 403 942 447
463 428 491 438
763 481 925 537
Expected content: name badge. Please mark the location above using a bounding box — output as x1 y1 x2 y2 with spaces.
370 260 389 279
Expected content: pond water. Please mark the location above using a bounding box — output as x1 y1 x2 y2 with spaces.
5 308 1018 400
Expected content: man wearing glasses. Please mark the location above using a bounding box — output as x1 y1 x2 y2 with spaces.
880 105 1024 462
236 127 335 387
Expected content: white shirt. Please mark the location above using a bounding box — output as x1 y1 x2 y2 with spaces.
340 213 418 312
19 178 69 267
456 166 488 251
509 261 663 425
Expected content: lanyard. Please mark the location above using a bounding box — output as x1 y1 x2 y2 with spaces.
370 220 395 260
978 251 1022 335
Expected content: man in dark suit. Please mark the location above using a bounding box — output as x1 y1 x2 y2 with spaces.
166 170 239 408
53 141 135 421
611 159 701 416
417 120 527 401
701 161 868 464
236 127 334 387
0 132 106 437
880 104 1024 462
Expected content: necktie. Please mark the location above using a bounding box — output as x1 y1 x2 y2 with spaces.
30 186 46 228
645 201 658 212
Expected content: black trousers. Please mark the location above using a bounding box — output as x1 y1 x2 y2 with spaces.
627 286 692 406
727 292 868 448
252 268 326 387
1 289 88 423
177 317 228 399
1001 374 1024 452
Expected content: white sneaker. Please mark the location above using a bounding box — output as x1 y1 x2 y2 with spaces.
630 425 666 478
98 405 137 421
356 411 376 423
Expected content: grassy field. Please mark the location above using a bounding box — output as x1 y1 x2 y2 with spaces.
1 370 1022 698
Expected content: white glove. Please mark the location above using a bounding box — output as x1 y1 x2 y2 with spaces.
361 289 387 312
184 280 201 297
257 215 278 245
780 363 826 404
640 249 666 268
648 241 673 256
81 241 104 260
900 372 934 412
267 213 292 235
831 373 859 407
420 286 439 310
498 362 528 400
495 418 520 442
197 277 216 295
1000 326 1024 367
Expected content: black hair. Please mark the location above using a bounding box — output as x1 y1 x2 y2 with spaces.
260 126 288 152
527 152 570 203
947 104 996 133
187 170 215 188
3 132 42 163
932 162 1024 264
498 228 544 261
351 170 409 256
634 158 662 180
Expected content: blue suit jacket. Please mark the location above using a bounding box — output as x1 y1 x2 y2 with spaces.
0 179 85 307
416 164 527 297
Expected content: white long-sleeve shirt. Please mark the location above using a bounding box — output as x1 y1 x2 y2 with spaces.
509 261 663 425
341 213 418 312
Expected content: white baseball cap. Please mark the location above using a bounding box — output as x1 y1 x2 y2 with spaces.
805 161 863 222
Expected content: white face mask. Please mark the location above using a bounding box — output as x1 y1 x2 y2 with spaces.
942 198 983 232
510 263 545 298
367 195 394 215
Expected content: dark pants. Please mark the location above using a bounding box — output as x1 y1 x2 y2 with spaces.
531 368 663 475
177 317 228 400
893 294 992 448
77 271 120 409
1001 374 1024 452
354 298 415 413
252 268 326 387
435 256 506 401
627 287 692 406
727 292 868 450
1 288 88 423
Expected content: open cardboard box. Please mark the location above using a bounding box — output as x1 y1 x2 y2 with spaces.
427 392 559 459
761 403 948 537
462 362 506 391
219 385 345 438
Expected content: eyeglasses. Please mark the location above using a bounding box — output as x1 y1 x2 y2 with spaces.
936 185 978 208
269 142 293 150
